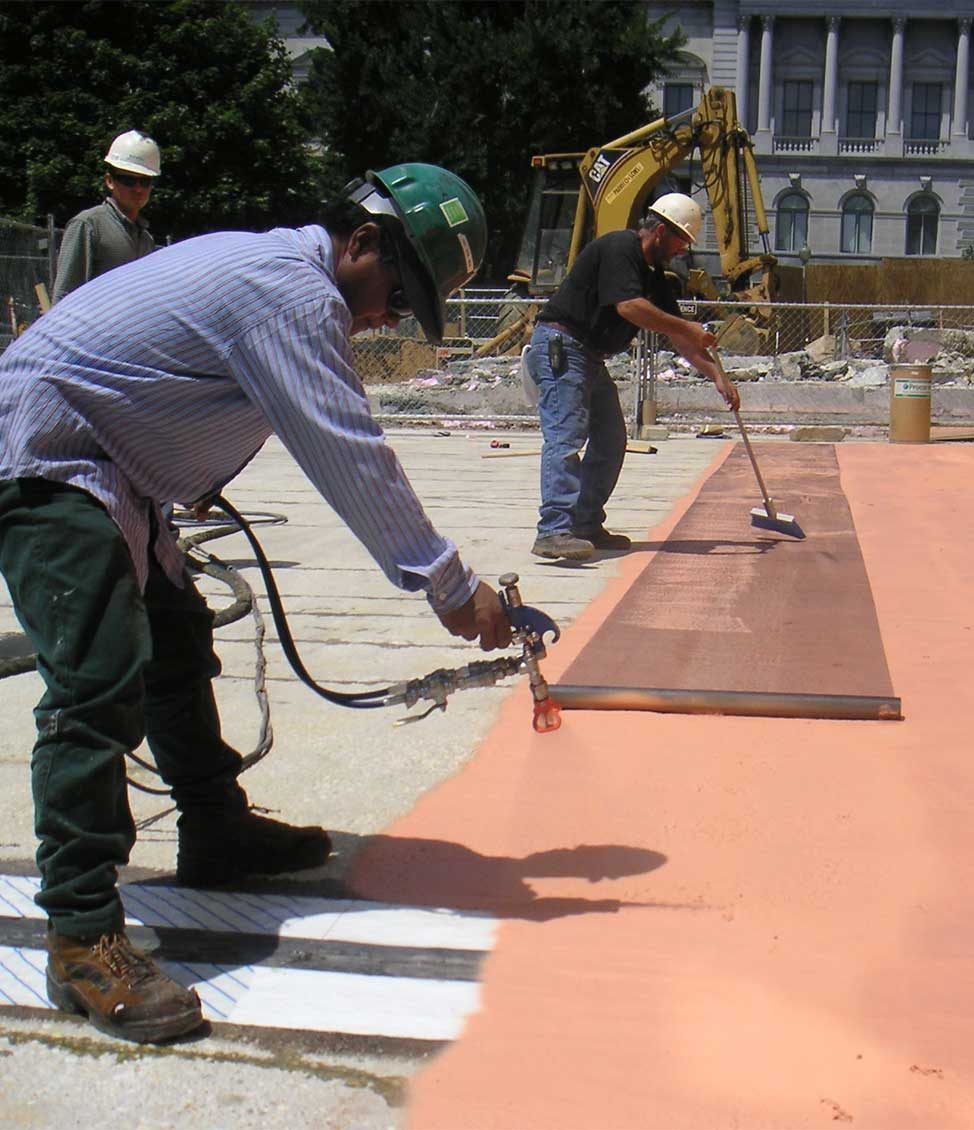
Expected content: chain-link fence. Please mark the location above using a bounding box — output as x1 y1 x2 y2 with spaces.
715 300 974 361
4 221 972 426
0 215 58 351
354 292 974 425
354 292 974 375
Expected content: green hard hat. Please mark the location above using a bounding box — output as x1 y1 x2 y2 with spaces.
348 162 486 344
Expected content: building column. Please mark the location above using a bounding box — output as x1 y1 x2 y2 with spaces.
952 17 971 138
757 14 774 136
736 14 751 129
887 16 905 137
822 16 840 133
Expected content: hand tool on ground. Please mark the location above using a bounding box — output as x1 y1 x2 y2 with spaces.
707 331 805 540
482 443 656 459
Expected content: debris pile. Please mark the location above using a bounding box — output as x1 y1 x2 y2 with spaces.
366 331 974 425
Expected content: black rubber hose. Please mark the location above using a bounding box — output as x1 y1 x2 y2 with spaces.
212 495 390 708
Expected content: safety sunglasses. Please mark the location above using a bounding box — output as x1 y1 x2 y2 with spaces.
110 172 154 189
387 287 412 319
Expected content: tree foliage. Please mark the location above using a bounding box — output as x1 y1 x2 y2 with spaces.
0 0 325 238
299 0 684 281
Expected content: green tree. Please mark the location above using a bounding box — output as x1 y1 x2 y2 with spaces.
0 0 324 238
299 0 684 281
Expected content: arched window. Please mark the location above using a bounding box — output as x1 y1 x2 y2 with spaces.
906 196 939 256
775 192 809 252
840 194 874 254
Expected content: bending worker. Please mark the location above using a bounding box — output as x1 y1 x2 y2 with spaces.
52 129 161 303
526 193 740 561
0 163 511 1045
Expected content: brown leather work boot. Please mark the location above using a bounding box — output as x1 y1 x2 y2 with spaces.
46 925 204 1043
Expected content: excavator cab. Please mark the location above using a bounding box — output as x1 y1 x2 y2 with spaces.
510 157 585 294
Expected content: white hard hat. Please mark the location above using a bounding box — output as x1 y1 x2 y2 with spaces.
649 193 702 244
104 130 161 177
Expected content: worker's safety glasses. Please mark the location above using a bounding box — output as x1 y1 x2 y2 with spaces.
387 287 412 319
111 172 154 189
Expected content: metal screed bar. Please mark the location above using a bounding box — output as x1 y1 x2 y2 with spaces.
550 685 902 722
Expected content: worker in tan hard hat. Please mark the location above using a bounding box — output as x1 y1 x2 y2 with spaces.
51 130 161 303
525 191 739 562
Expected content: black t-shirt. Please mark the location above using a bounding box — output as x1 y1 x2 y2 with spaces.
541 229 681 357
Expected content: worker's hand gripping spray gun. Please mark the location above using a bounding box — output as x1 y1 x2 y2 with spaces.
382 573 562 732
200 497 563 733
497 572 562 732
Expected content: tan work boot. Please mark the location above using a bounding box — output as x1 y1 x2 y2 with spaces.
46 925 203 1043
531 532 594 561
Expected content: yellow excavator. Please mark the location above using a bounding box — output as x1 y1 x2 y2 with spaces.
482 86 777 356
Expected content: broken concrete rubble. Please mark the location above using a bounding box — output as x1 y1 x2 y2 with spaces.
367 341 974 427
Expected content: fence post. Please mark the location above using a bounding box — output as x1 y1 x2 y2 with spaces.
837 310 849 360
47 214 56 290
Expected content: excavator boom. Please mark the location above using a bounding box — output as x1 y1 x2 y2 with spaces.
512 87 777 304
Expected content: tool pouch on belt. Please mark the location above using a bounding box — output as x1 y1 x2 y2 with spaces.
547 334 566 376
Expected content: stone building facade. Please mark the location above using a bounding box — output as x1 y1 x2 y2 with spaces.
646 1 974 271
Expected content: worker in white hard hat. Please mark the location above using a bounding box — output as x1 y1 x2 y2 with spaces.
51 130 161 303
525 191 740 562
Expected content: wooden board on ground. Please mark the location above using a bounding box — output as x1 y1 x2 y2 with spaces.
931 426 974 442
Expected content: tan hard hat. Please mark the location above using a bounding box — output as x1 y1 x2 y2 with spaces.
649 193 703 244
104 130 161 177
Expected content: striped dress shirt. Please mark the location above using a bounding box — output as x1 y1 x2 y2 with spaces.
0 225 477 612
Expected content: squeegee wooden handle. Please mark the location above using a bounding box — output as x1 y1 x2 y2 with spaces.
708 348 776 516
732 408 776 515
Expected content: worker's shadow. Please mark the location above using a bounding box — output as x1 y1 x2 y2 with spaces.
0 631 35 659
126 836 674 1043
320 832 673 922
628 536 785 556
137 835 671 923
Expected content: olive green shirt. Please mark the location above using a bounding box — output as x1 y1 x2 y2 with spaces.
52 198 155 303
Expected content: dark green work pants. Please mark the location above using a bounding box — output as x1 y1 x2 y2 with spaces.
0 479 244 937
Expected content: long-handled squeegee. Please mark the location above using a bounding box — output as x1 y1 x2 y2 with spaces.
709 328 805 540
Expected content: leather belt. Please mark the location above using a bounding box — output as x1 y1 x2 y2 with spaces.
538 320 582 339
538 321 607 359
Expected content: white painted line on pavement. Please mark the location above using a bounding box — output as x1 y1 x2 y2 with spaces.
0 874 497 950
0 873 498 1042
0 945 480 1039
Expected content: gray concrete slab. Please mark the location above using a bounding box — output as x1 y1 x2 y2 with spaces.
0 429 725 1128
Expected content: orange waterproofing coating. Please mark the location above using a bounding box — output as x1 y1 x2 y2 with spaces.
352 443 974 1130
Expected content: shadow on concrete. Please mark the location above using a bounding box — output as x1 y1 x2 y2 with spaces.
0 631 35 660
130 834 686 922
627 537 784 556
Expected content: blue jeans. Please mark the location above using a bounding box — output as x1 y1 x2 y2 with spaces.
526 323 627 538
